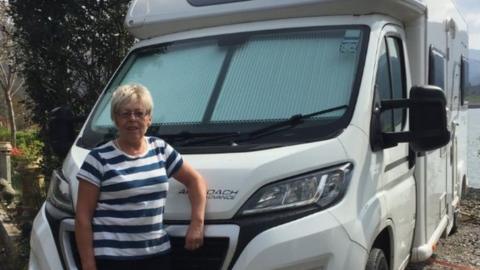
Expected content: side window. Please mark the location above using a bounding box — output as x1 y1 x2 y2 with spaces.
460 57 469 106
374 36 407 133
375 39 393 132
429 47 446 90
387 37 406 131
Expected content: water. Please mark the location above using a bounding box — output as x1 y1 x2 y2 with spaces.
468 109 480 188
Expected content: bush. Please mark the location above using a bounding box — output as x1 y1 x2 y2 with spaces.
0 127 45 204
0 127 44 164
13 129 44 164
0 126 10 141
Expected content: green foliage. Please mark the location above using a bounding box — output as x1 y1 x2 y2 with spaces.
466 94 480 104
0 126 9 141
8 0 134 175
13 129 44 164
9 0 134 125
3 128 44 193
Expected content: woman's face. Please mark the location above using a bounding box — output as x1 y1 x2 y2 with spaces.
114 99 152 143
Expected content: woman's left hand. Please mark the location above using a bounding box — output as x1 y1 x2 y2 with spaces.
185 221 204 250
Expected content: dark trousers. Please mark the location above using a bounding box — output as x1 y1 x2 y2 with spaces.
96 254 172 270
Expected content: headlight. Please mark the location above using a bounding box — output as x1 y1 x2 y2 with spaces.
239 163 353 216
47 169 74 214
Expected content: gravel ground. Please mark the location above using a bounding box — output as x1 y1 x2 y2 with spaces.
407 187 480 270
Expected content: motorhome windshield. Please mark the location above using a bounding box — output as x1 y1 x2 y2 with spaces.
79 26 368 153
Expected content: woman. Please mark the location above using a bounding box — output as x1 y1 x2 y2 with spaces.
75 84 207 270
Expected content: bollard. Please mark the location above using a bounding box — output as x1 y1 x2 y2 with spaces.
0 142 12 185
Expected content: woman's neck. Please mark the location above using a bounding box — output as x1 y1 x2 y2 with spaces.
115 137 146 156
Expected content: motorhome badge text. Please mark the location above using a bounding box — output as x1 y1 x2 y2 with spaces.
179 189 239 200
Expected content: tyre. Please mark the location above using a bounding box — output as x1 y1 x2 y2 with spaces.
365 248 389 270
451 178 467 235
450 208 459 235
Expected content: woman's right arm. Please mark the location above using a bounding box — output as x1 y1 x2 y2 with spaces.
75 180 100 270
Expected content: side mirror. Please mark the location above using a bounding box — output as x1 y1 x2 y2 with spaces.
48 106 76 158
372 85 450 152
408 86 450 151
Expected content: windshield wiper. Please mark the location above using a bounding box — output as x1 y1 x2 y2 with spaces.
241 104 349 142
161 131 240 145
180 104 348 146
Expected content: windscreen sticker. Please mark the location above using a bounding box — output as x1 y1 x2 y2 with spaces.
340 30 361 54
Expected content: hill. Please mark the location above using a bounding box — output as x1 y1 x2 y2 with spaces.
470 49 480 87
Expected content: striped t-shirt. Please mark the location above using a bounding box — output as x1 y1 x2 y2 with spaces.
77 136 183 260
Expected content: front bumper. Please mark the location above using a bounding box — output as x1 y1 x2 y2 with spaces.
29 203 64 270
231 210 367 270
29 203 367 270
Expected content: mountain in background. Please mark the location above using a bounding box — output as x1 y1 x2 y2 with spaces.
457 49 479 103
469 49 480 92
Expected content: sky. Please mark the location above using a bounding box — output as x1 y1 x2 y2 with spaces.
455 0 480 51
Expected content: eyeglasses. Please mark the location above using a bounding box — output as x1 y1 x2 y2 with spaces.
117 111 148 119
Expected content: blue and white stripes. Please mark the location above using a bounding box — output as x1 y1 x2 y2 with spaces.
77 137 183 259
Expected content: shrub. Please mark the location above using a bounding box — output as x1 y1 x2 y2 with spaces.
0 127 44 164
0 126 10 141
13 129 44 164
3 128 44 174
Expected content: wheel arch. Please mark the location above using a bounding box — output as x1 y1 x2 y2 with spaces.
370 224 394 270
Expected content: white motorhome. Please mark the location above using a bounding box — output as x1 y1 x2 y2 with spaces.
29 0 470 269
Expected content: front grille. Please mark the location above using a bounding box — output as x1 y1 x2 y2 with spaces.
68 233 229 270
170 237 230 270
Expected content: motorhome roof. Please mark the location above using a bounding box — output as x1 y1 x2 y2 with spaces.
125 0 426 39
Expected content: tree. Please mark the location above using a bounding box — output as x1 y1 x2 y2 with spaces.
9 0 133 128
0 2 24 147
8 0 134 156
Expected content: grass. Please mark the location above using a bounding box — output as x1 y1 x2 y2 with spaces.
467 95 480 105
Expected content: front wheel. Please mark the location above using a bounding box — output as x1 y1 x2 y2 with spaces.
365 248 389 270
450 209 459 235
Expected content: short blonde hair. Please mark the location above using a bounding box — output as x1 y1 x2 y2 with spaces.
110 84 153 121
